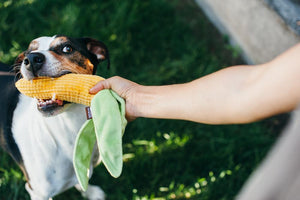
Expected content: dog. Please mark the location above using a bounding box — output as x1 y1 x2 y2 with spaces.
0 35 110 200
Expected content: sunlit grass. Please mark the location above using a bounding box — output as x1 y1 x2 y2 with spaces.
128 131 189 155
129 166 240 200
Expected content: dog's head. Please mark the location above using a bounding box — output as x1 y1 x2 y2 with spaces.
14 35 109 116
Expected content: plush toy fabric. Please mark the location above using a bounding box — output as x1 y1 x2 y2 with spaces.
74 89 127 191
15 74 105 106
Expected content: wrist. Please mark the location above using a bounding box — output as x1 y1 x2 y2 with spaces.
130 85 156 119
132 84 186 120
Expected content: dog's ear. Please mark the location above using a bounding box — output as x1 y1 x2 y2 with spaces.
83 38 110 72
86 39 108 61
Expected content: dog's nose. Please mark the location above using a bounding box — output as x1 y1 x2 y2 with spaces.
23 52 45 76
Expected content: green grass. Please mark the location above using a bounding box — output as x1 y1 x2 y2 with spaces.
0 0 289 199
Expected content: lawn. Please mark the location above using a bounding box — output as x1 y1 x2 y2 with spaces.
0 0 288 199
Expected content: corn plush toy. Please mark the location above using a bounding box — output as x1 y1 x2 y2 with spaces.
15 74 105 106
15 74 127 191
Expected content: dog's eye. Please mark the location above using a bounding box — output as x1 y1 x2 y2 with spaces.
62 45 73 53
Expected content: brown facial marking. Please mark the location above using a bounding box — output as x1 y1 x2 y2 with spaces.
47 36 95 74
50 36 68 47
28 40 39 52
85 59 94 72
15 52 25 65
49 51 94 74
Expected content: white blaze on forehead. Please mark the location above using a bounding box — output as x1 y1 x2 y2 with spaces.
33 35 56 51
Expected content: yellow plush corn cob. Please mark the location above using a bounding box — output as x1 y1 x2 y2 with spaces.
15 74 105 106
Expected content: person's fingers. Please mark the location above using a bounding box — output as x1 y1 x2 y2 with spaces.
89 79 112 94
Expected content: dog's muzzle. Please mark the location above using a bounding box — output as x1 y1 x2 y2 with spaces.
23 52 45 76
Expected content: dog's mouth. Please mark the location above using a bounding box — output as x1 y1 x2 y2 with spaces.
36 96 70 116
37 98 64 110
34 72 73 116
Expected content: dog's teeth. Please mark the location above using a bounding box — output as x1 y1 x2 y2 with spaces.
52 93 56 101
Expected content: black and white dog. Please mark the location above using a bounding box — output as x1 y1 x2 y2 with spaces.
0 35 110 200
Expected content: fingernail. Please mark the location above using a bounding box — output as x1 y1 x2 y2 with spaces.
89 87 96 94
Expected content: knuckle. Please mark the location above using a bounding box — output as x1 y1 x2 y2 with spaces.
103 80 111 89
111 75 121 81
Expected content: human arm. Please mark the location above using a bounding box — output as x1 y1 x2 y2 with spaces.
90 43 300 124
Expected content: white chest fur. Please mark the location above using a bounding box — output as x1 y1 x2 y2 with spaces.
12 94 87 198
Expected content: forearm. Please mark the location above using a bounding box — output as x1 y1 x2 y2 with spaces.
134 66 260 124
134 61 299 124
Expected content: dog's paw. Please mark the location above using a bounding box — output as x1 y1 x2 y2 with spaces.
76 184 105 200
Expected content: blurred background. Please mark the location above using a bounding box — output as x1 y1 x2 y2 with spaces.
0 0 290 199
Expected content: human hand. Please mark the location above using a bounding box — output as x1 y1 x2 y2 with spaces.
89 76 140 121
